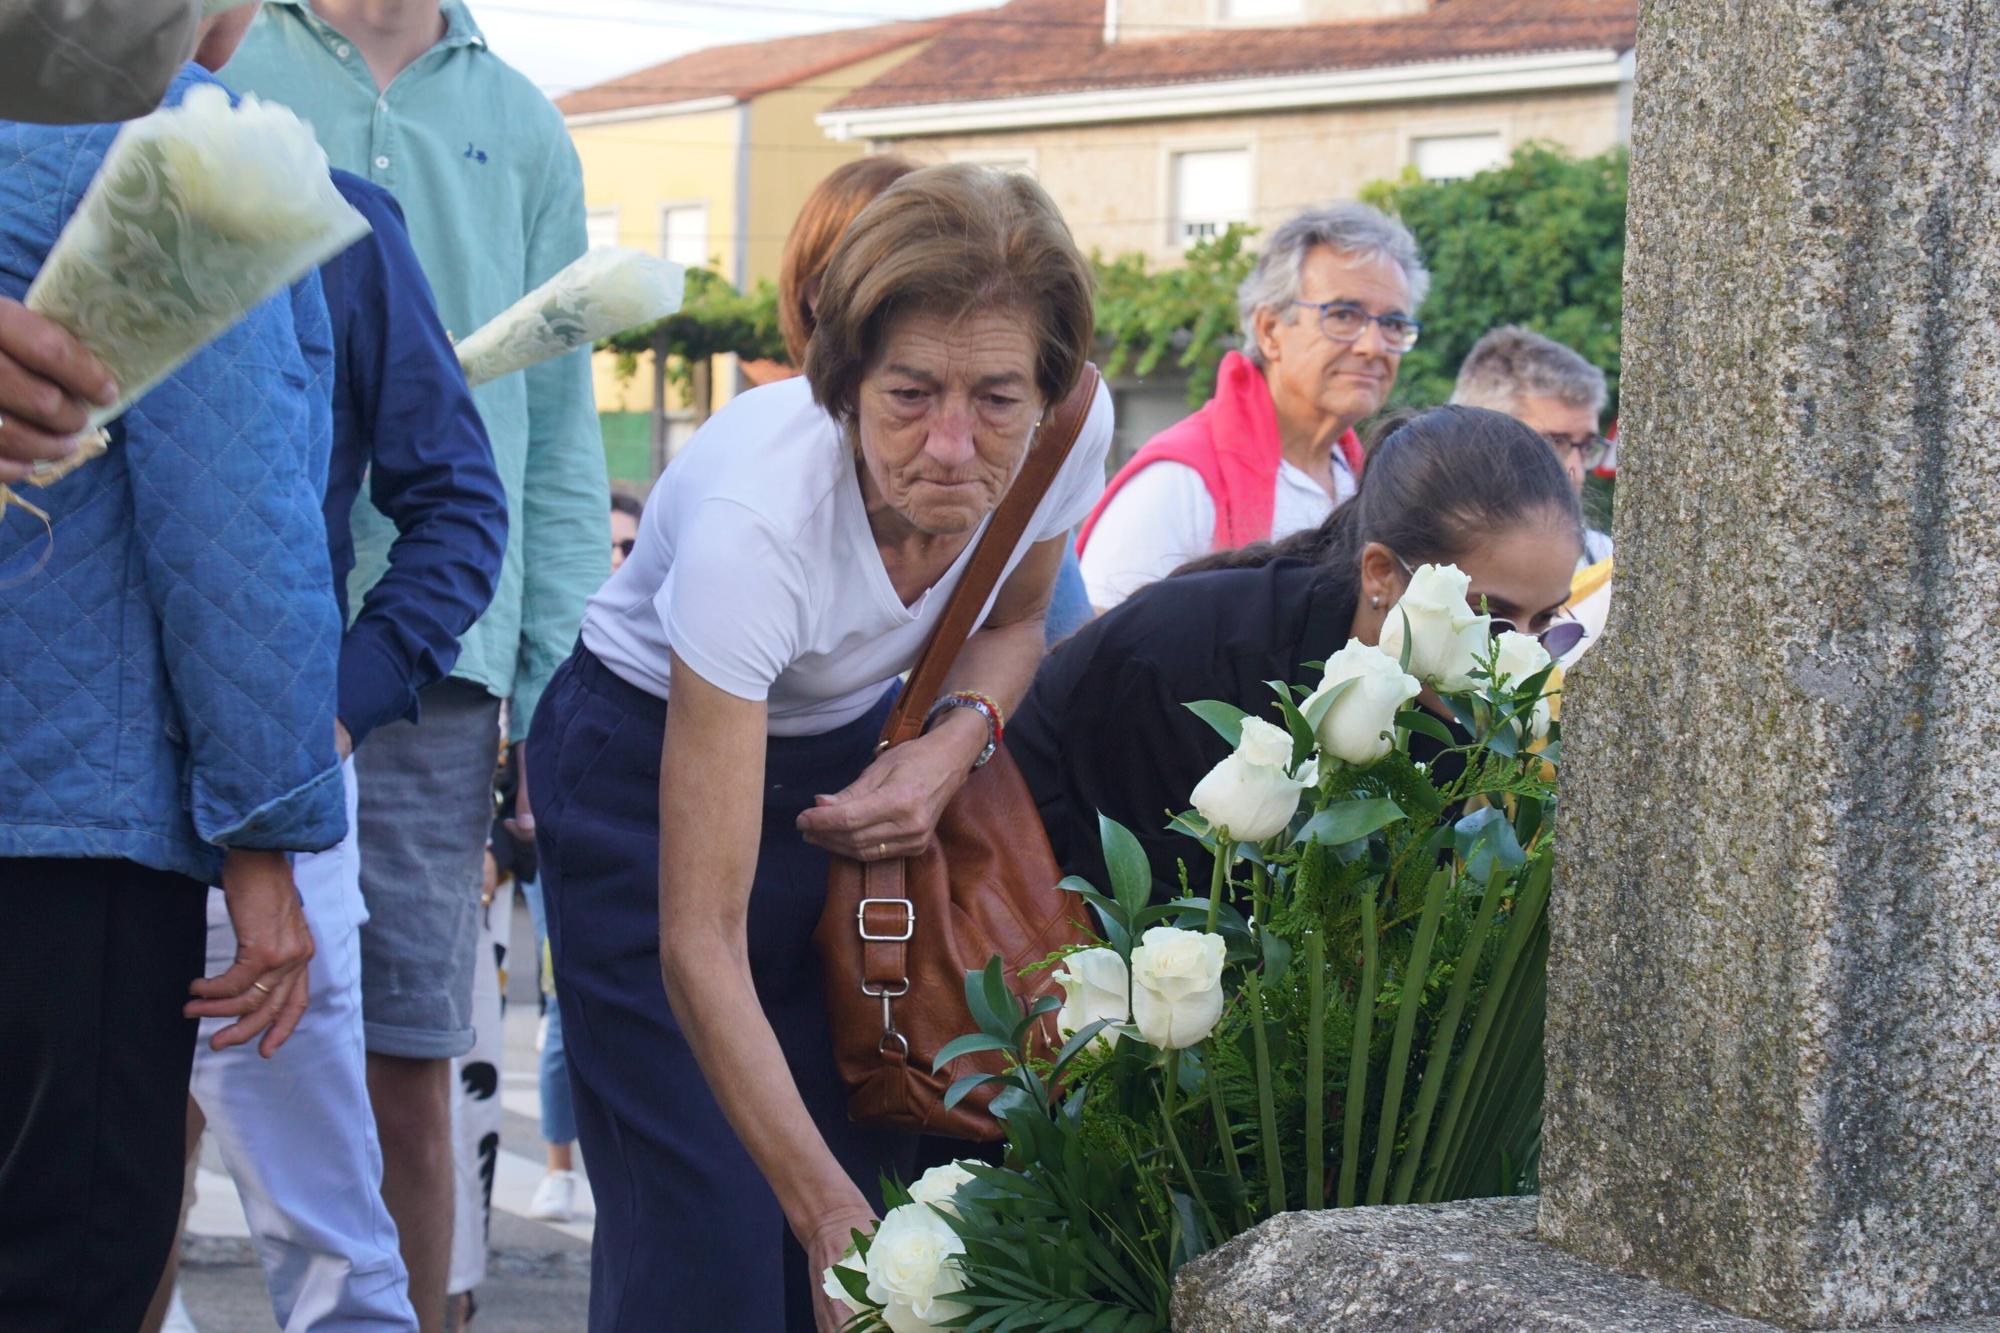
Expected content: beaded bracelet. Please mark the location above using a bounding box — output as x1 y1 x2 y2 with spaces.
925 689 1005 770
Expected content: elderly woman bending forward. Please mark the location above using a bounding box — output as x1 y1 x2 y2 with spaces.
528 165 1110 1333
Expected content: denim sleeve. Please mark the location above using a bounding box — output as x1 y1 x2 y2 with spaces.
123 283 347 853
339 187 508 745
510 129 609 743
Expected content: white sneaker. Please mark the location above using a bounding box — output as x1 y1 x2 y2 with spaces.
528 1169 577 1222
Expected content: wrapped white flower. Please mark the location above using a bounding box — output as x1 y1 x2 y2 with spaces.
862 1202 970 1333
1129 926 1227 1050
455 246 685 390
1189 715 1316 843
1492 630 1555 739
907 1161 980 1220
1052 946 1130 1051
1301 639 1422 767
24 84 370 435
1378 562 1490 692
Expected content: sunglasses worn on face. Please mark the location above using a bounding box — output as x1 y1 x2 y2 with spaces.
1489 617 1586 659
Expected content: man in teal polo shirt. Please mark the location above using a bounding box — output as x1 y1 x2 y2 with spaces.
222 5 607 1327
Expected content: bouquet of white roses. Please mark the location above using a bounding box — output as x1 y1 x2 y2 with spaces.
0 84 368 530
25 83 369 439
454 246 684 390
831 564 1564 1331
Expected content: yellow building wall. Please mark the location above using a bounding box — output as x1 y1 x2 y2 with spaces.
743 42 937 291
569 105 740 413
882 87 1622 263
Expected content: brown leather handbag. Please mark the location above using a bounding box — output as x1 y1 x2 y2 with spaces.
813 367 1101 1141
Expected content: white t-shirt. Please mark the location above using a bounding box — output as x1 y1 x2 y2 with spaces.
581 375 1114 736
1079 454 1357 610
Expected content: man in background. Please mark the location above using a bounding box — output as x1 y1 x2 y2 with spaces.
222 4 605 1326
1450 324 1615 566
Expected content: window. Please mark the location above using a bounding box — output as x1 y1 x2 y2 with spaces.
950 152 1036 178
1220 0 1301 18
1411 133 1506 182
1170 147 1251 248
585 207 620 252
659 202 710 270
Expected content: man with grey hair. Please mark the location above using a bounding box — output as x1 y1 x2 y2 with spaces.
1077 201 1427 609
1451 325 1614 564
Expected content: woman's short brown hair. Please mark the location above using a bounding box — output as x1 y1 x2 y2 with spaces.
803 164 1095 425
778 155 919 366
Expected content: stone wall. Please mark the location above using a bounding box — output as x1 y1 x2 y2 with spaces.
1544 2 2000 1325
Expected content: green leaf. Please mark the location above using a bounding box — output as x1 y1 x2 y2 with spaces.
1265 679 1317 768
944 1070 1005 1111
1454 806 1526 883
966 959 1017 1041
1295 797 1404 847
933 1032 1014 1070
1053 1019 1113 1071
1258 923 1292 987
1182 700 1247 748
1395 706 1459 747
1099 814 1153 922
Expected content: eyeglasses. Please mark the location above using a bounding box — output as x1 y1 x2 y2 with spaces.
1292 301 1422 353
1542 431 1610 471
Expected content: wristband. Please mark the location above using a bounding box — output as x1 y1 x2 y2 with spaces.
925 690 1004 770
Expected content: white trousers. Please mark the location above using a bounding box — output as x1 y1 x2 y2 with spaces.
193 761 418 1332
447 879 508 1295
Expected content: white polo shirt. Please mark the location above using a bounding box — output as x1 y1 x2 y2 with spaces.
581 375 1113 736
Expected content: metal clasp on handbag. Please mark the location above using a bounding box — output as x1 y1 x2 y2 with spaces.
860 977 911 1056
857 898 915 941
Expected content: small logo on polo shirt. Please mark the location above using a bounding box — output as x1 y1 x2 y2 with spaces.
463 142 488 164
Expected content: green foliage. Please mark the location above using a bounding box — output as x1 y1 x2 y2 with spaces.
597 266 785 394
1092 227 1258 409
1360 142 1629 415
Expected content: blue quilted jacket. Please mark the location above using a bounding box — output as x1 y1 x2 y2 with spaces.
0 67 348 882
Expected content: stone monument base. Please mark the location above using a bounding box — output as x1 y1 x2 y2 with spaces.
1170 1199 2000 1332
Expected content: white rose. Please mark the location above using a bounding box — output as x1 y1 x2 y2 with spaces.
1492 631 1554 739
1128 926 1228 1049
821 1248 867 1308
864 1203 969 1331
1053 947 1129 1050
1378 562 1490 691
1301 639 1422 767
1189 716 1317 842
908 1161 979 1219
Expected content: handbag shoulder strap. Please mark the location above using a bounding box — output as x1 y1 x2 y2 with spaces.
879 363 1100 749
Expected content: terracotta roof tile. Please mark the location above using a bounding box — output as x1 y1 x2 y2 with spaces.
558 17 957 118
832 0 1636 112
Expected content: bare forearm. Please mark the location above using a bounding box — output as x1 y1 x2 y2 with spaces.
941 613 1047 718
660 934 857 1228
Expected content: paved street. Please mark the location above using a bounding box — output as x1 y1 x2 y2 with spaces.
175 892 594 1332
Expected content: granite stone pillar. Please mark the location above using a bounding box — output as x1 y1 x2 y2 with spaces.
1541 2 2000 1326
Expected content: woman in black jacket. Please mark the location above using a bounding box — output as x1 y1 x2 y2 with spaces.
1011 405 1587 897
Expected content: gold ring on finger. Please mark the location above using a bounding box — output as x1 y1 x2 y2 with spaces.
252 980 274 995
877 842 889 858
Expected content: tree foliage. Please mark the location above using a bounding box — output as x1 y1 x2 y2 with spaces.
600 265 785 392
1093 226 1259 409
1361 142 1628 415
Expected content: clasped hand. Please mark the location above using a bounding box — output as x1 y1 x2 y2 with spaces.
794 712 984 862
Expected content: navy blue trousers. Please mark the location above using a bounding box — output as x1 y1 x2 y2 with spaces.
531 647 916 1332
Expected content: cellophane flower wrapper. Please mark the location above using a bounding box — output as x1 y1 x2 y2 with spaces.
455 246 685 390
23 83 371 436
